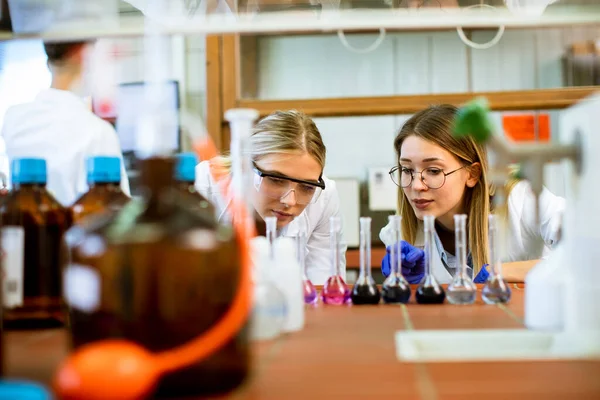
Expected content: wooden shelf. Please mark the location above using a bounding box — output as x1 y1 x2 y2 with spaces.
236 86 600 118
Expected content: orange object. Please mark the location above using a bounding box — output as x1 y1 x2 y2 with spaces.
53 137 254 399
502 114 550 142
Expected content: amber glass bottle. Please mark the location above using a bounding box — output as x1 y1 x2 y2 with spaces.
174 152 216 215
71 156 129 225
65 156 248 398
1 158 70 329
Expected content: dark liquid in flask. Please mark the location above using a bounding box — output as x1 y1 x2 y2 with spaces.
382 285 411 304
67 157 248 398
351 283 381 305
2 185 70 329
415 285 446 304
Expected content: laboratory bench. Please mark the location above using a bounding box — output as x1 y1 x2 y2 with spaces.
5 286 600 399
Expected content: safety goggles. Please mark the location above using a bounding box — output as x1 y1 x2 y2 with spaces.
253 163 325 205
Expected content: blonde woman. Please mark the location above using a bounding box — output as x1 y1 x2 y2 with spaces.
195 110 345 285
380 104 565 284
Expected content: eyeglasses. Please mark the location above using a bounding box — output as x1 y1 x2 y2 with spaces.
253 164 326 205
389 165 467 189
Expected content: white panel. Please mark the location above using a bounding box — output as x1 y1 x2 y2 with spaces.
186 49 206 93
186 35 206 51
430 32 468 93
368 167 397 211
258 34 394 99
393 33 430 95
535 29 566 89
117 54 143 83
471 30 536 91
333 179 360 247
470 31 502 92
314 116 397 181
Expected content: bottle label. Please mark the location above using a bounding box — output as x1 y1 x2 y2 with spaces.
64 264 100 313
1 227 25 308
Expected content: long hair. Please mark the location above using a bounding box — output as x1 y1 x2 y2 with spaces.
395 104 490 273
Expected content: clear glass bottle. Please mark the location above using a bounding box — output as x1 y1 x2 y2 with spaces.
482 214 512 304
1 158 70 328
446 214 477 305
381 215 411 304
65 156 248 397
415 215 446 305
297 232 317 305
174 152 215 217
351 217 380 305
71 156 130 225
321 216 350 305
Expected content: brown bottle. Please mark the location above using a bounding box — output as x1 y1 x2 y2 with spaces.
1 158 70 329
174 152 216 216
71 156 130 225
65 156 248 398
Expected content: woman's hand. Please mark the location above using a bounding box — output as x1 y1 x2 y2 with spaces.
381 241 425 284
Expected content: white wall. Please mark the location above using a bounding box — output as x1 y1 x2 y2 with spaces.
256 27 600 199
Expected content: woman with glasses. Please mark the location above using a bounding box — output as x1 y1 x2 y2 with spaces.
195 110 345 285
380 104 565 284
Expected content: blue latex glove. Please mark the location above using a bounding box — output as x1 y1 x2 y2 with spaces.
381 240 425 284
474 264 490 283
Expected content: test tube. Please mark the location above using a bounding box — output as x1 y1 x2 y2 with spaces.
482 214 512 304
415 215 446 305
446 214 477 305
322 216 350 305
351 217 381 305
381 215 411 304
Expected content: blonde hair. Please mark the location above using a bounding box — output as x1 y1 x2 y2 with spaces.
216 110 326 172
395 104 491 274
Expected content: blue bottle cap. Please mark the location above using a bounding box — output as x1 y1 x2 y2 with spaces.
0 379 52 400
11 158 47 185
175 152 198 182
87 156 121 184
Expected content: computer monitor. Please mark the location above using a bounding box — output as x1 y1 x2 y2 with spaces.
114 80 181 153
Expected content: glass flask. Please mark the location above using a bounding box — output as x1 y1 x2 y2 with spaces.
71 156 130 225
482 214 512 304
321 216 350 305
381 215 411 304
351 217 380 305
64 156 248 398
174 152 215 217
415 215 446 305
446 214 477 305
1 158 70 329
297 232 317 305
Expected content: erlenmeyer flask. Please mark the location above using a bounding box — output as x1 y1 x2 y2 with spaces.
416 215 446 304
322 216 350 305
297 232 317 305
351 217 380 305
381 215 411 304
446 214 477 305
482 214 512 304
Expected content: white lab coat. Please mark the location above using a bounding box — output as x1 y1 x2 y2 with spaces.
1 89 130 206
380 180 566 284
195 161 346 285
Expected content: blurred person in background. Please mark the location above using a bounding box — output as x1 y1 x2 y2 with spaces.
1 41 129 206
